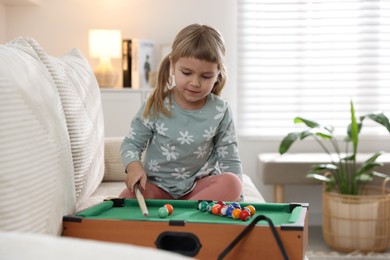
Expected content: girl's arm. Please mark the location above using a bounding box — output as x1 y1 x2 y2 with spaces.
214 105 243 180
120 103 153 190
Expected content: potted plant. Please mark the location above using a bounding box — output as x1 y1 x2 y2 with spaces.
279 101 390 252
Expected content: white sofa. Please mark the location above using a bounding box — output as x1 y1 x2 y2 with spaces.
0 37 265 259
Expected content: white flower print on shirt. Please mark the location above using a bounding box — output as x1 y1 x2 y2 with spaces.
194 162 214 178
222 124 235 144
194 143 209 158
217 146 228 158
177 131 194 145
161 144 179 161
171 167 190 179
214 104 226 120
126 126 136 140
203 127 216 141
156 122 168 135
143 118 154 130
148 159 160 172
124 150 137 158
219 162 230 172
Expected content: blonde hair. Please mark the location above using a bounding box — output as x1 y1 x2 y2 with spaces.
143 24 227 118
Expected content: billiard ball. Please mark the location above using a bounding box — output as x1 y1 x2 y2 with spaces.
216 201 226 207
211 204 221 215
198 201 209 212
219 205 228 216
230 202 241 209
164 204 174 215
158 207 169 218
245 205 256 216
243 207 251 215
231 208 241 220
225 205 235 217
240 209 251 221
206 202 215 212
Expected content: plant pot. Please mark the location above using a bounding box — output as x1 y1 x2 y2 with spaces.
322 180 390 253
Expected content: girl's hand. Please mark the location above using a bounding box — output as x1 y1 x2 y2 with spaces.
125 161 147 192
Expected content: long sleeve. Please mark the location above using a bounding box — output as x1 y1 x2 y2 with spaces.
213 104 243 181
120 103 152 168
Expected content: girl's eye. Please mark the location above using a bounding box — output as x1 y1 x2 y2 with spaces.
202 75 213 79
182 71 191 76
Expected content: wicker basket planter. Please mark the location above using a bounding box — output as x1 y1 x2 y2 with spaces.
322 181 390 253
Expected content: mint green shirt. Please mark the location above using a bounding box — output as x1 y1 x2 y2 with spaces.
120 93 242 199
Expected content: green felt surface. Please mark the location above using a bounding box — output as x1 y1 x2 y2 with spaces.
77 199 302 226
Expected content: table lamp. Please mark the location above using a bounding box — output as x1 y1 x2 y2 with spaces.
89 29 122 88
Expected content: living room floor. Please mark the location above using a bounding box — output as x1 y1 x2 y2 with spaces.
308 225 390 255
309 226 330 252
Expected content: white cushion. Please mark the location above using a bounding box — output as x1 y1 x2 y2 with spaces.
0 38 76 235
28 40 105 210
103 137 127 182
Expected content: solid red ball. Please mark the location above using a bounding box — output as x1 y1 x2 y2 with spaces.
240 209 251 221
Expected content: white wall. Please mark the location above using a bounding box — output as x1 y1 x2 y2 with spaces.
0 4 6 43
2 0 389 225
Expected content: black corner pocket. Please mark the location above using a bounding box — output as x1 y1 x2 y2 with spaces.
155 231 202 257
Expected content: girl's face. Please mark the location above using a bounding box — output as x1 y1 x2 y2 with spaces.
171 57 219 110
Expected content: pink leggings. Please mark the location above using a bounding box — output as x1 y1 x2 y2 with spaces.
119 172 242 201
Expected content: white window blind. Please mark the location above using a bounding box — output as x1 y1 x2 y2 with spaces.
237 0 390 137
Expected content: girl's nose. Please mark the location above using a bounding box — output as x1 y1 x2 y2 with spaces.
191 77 200 87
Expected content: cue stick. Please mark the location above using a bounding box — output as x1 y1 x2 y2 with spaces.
134 183 149 216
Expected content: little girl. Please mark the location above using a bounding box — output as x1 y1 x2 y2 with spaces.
120 24 243 201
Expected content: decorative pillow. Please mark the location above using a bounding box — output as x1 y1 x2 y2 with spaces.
27 40 105 210
103 137 127 182
0 38 76 235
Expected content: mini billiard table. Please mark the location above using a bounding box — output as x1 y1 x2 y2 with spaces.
62 199 308 260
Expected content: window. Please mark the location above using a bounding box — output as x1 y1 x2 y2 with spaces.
237 0 390 137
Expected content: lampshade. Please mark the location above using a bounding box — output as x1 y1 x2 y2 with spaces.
88 29 122 87
89 30 122 59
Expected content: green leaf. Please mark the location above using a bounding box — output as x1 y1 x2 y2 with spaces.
311 128 333 139
357 152 384 174
357 162 383 175
307 173 331 182
367 153 383 163
372 171 390 179
346 122 362 141
294 117 320 128
326 180 336 192
279 132 300 154
312 163 338 171
299 130 315 139
365 112 390 132
349 101 359 158
355 173 373 182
